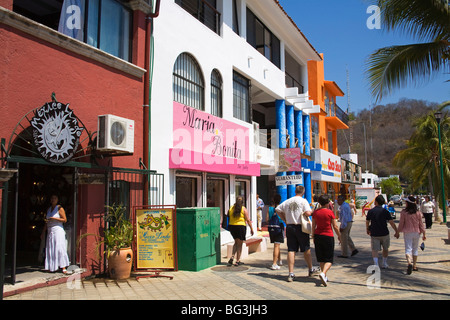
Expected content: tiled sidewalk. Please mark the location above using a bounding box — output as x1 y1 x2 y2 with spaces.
4 213 450 300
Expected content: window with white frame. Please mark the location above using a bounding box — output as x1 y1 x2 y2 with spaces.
211 69 223 117
173 53 205 110
233 71 251 123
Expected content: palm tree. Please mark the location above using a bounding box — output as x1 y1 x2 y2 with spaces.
393 107 449 220
366 0 449 101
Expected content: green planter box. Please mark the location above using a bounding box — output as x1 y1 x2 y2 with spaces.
176 207 221 271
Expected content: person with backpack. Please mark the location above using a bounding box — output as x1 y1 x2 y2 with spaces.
267 194 284 270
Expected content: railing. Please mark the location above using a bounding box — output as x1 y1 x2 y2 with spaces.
285 72 304 94
334 104 349 126
175 0 221 34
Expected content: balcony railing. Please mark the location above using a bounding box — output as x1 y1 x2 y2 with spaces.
285 72 304 94
175 0 221 34
334 104 349 126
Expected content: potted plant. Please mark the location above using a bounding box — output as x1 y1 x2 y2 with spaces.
79 204 134 280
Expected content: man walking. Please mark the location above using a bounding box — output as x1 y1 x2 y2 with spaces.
337 195 358 258
366 195 399 268
276 186 320 282
256 194 265 231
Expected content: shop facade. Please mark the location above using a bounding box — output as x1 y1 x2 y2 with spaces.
149 0 323 240
0 0 162 290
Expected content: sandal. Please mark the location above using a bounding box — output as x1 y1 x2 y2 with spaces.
413 267 419 271
234 261 244 266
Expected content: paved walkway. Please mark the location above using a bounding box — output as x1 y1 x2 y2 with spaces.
4 212 450 301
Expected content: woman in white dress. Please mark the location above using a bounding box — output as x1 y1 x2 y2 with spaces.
43 195 70 273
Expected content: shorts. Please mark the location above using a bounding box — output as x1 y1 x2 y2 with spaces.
269 231 284 244
286 224 310 252
229 225 246 241
371 235 390 251
313 234 335 263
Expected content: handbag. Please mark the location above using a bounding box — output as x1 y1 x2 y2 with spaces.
301 213 312 234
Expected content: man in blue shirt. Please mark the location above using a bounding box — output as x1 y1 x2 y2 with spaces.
337 195 358 258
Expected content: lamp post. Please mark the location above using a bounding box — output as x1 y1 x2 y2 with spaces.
434 111 447 224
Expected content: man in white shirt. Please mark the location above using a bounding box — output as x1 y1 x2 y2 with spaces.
276 186 320 282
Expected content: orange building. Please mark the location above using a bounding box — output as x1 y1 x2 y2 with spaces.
307 54 349 199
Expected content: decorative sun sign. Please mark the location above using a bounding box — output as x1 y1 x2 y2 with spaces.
30 102 84 164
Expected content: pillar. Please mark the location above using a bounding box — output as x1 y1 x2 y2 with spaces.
303 114 310 156
276 100 287 202
286 104 296 198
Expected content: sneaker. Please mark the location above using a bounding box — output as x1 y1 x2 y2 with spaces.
227 258 233 267
308 267 320 277
382 263 389 269
277 260 283 266
287 273 295 282
319 272 328 287
270 264 280 270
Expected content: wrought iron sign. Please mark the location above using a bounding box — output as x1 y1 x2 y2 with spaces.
30 102 84 164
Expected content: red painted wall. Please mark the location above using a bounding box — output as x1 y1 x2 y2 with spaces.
1 9 148 275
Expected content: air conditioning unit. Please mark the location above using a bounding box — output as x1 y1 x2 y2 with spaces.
97 114 134 154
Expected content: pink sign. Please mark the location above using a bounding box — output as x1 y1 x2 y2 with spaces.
278 148 302 172
170 102 260 176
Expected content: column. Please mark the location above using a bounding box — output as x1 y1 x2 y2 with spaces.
286 104 296 198
295 110 304 190
276 100 287 202
303 114 310 156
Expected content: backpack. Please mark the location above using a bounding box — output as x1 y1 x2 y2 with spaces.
268 212 283 236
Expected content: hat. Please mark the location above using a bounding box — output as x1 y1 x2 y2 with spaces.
405 196 416 204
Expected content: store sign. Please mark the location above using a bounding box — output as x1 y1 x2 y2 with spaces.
278 148 302 172
30 102 84 164
170 102 260 176
275 174 303 186
135 207 176 270
311 149 342 183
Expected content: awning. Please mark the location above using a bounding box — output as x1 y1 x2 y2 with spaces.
169 148 260 177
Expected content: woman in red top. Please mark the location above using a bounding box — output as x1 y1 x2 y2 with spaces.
312 195 341 286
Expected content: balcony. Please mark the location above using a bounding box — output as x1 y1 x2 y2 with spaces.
325 103 349 129
175 0 221 34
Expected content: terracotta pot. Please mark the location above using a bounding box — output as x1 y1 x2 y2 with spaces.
108 247 133 280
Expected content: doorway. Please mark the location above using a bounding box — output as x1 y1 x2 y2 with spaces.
5 162 74 281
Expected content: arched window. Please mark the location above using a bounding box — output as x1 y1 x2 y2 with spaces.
210 69 223 117
173 53 204 110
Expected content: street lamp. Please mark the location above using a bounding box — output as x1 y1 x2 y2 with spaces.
434 111 447 224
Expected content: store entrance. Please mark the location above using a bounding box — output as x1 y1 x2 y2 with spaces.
5 163 74 277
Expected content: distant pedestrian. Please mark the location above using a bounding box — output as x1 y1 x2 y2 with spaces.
398 196 426 275
312 195 341 287
366 195 399 268
256 194 265 231
276 186 320 282
337 195 358 258
227 196 254 266
267 194 284 270
420 196 435 229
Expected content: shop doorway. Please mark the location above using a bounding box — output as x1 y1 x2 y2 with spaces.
206 176 228 226
4 162 75 282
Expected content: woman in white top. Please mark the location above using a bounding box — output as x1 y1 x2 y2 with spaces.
42 195 70 273
420 196 435 229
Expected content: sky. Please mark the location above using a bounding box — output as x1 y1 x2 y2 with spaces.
278 0 449 114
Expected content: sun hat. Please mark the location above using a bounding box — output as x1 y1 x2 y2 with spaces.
405 196 416 204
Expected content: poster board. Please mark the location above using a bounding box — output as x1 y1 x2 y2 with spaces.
133 205 177 271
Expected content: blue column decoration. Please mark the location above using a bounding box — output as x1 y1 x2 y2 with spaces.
276 100 287 202
303 114 310 156
286 104 296 198
304 172 312 204
294 110 303 154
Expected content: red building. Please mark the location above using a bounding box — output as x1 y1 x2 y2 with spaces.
0 0 161 286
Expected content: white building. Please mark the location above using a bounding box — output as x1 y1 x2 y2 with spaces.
149 0 321 243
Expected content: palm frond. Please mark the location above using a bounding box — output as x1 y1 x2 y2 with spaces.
377 0 450 42
366 40 449 101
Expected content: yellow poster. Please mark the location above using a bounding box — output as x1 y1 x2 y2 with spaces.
135 208 175 270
